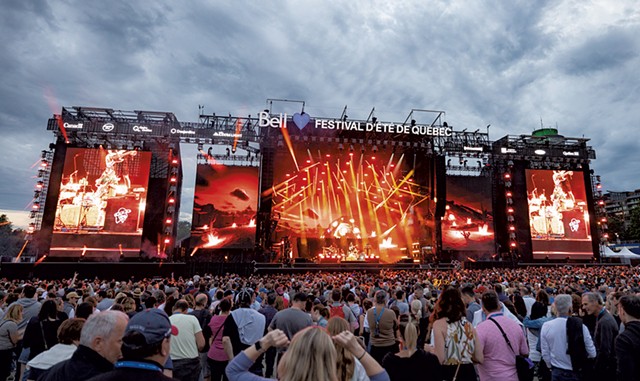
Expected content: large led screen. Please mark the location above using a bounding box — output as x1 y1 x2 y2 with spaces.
50 148 152 258
526 169 593 259
267 144 434 263
442 175 494 257
191 164 259 250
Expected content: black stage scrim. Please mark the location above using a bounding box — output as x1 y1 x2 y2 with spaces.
525 169 593 259
191 164 259 250
267 140 433 263
442 175 495 258
50 148 151 259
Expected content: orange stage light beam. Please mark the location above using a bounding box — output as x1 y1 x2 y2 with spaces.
15 240 29 261
34 255 47 266
232 118 243 153
280 122 299 171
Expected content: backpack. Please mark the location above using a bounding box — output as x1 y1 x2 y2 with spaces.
566 316 589 374
330 304 346 319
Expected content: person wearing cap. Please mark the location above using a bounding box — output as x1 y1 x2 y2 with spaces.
222 289 265 376
64 291 81 318
169 300 204 381
40 310 129 381
87 309 178 381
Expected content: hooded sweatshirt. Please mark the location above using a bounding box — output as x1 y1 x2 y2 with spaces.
10 298 41 330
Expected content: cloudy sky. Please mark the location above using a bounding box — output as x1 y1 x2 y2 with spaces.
1 1 639 228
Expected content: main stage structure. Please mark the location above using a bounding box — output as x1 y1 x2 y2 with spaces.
22 103 603 274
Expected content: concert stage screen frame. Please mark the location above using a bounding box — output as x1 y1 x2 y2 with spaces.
525 169 593 259
190 163 259 251
442 175 495 257
267 142 434 263
50 147 152 259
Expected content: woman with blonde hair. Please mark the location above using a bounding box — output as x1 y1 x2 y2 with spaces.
0 304 24 380
410 300 429 348
120 297 137 317
326 317 368 381
382 318 442 381
226 328 390 381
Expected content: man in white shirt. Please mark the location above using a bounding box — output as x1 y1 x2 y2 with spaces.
521 286 535 317
541 294 596 380
170 300 205 381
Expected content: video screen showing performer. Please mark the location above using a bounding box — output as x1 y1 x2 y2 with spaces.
267 142 434 263
526 169 593 259
442 175 495 257
53 148 151 235
191 164 259 250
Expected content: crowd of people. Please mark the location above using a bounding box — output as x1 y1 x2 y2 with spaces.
0 265 639 381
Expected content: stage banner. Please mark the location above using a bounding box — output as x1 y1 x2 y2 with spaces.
525 169 593 259
442 175 495 258
191 164 259 250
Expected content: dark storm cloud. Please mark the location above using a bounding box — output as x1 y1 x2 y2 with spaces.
560 28 638 75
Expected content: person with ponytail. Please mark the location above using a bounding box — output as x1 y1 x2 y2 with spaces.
381 317 442 381
326 317 368 381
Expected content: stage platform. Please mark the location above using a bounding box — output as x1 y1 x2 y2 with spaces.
1 260 628 280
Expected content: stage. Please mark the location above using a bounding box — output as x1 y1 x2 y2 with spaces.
1 259 628 280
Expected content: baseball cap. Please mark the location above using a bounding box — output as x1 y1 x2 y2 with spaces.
236 290 253 305
125 309 178 345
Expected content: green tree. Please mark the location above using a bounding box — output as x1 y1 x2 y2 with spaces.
0 214 28 258
607 213 627 241
626 206 640 241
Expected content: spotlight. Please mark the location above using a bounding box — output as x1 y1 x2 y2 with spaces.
372 145 378 153
349 144 354 152
197 143 203 151
40 150 48 159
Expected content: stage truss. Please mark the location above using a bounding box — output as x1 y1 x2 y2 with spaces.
31 104 600 263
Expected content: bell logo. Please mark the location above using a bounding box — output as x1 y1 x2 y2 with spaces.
258 111 287 128
102 123 115 132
